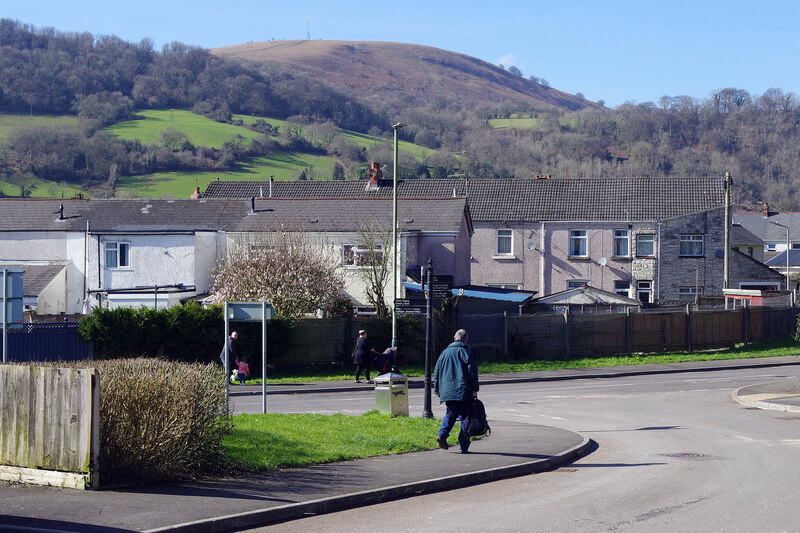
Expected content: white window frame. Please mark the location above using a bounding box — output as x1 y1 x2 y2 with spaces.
637 280 652 304
569 230 588 258
679 234 704 257
614 280 631 297
679 287 704 301
613 229 630 257
567 279 588 289
496 229 513 256
105 241 130 269
342 243 383 267
636 234 655 257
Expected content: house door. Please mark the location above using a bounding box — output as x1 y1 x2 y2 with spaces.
637 281 652 304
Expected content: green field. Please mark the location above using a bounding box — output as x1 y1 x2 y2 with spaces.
1 109 431 198
109 109 261 148
116 153 336 197
0 112 79 142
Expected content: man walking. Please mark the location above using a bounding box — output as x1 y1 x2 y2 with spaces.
433 329 479 453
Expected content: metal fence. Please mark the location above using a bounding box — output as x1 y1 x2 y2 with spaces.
2 323 92 363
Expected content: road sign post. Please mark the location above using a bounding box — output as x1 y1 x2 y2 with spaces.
224 301 274 413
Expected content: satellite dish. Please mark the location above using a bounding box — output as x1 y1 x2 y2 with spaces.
527 242 537 250
598 257 607 266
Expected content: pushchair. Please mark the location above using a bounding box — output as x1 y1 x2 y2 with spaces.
373 347 404 375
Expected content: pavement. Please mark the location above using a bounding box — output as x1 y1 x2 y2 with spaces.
1 355 799 533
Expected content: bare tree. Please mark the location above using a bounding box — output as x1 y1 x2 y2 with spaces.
353 218 394 317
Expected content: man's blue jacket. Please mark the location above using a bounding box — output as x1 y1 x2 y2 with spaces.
433 341 479 402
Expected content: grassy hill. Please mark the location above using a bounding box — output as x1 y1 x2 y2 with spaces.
212 40 599 111
0 109 430 198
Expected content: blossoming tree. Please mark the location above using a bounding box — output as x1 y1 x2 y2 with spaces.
209 231 345 317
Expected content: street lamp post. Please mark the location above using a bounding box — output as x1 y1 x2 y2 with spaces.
391 123 406 348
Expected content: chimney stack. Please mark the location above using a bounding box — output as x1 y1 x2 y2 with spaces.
762 202 769 218
368 162 383 187
190 187 201 198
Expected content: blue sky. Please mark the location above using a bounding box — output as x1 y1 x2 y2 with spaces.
5 0 799 107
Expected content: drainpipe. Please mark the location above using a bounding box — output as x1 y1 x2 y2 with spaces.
657 221 662 303
540 222 546 295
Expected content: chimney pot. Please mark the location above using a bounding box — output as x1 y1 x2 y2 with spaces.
762 202 769 218
250 196 255 213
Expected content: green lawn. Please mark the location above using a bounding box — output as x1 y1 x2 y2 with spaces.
223 411 443 471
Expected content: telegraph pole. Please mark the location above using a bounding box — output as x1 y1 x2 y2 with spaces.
723 172 731 290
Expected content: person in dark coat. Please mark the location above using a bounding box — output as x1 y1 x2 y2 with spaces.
220 330 239 368
433 329 479 453
353 329 378 383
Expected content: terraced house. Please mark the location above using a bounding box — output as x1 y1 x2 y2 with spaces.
203 174 783 306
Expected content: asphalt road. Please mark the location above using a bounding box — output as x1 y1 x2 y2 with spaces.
236 365 800 533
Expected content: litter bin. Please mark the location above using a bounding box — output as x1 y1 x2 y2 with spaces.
374 373 409 416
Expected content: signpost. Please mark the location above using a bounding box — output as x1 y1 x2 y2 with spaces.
430 274 453 301
224 301 274 413
394 298 428 316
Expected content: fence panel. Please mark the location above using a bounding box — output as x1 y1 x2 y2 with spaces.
0 365 98 489
691 310 740 350
508 313 566 360
3 323 92 362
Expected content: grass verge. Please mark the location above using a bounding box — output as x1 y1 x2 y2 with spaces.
249 337 800 384
223 410 443 471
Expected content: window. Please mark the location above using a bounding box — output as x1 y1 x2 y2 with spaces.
105 242 130 268
679 235 704 256
766 243 778 252
569 230 587 257
636 234 655 257
567 280 588 289
613 229 629 257
637 280 652 304
679 287 703 301
614 280 631 297
496 229 513 255
342 243 383 266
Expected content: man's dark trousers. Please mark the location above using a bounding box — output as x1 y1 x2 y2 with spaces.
438 400 471 452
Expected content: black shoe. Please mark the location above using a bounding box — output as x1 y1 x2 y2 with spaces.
460 449 470 454
354 380 362 383
436 435 449 450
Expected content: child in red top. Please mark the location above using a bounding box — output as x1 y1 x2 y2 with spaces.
236 357 250 385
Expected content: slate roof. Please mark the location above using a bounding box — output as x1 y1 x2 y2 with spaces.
765 249 800 267
235 198 469 234
733 212 800 242
202 176 725 222
731 224 763 245
3 263 68 297
0 198 251 232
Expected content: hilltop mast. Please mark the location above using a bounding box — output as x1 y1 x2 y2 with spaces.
306 15 310 41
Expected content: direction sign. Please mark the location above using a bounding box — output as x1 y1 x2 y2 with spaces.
395 298 427 316
429 274 453 300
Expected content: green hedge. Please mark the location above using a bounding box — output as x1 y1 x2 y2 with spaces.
78 303 295 375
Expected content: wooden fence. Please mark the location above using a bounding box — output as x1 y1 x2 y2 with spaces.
507 306 796 360
269 306 796 366
0 365 99 489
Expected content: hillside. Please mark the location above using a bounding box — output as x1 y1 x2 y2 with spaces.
212 40 599 111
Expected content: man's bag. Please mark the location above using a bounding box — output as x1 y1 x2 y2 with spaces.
463 398 491 437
